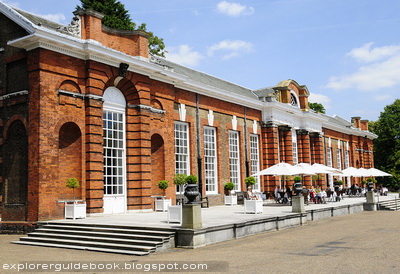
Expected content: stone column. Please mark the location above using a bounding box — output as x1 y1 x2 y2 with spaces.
297 130 312 187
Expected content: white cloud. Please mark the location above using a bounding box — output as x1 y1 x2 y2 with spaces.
326 43 400 91
165 45 204 67
208 40 253 60
217 1 254 17
374 94 392 101
40 13 66 24
346 42 400 63
308 93 331 110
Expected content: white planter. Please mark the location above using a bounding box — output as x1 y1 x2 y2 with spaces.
167 205 182 223
65 201 86 219
244 199 263 214
224 195 238 206
155 198 172 212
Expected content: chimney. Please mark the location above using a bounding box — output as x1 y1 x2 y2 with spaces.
360 119 369 131
74 9 149 59
351 117 361 129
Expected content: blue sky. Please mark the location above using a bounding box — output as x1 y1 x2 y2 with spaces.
4 0 400 122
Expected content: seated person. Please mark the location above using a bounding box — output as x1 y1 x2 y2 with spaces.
246 186 259 200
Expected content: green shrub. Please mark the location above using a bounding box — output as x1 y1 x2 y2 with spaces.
186 174 198 184
245 176 256 187
158 180 169 190
224 182 235 191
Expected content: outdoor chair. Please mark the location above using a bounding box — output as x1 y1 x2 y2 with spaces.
236 191 246 205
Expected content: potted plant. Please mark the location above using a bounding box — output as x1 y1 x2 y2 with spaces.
224 182 237 205
293 176 303 196
184 174 199 204
155 180 171 211
64 177 86 219
224 182 235 195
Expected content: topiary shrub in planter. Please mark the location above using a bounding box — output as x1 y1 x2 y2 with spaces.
155 180 171 211
65 178 86 219
245 176 256 188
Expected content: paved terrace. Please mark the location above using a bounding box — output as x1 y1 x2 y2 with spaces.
48 193 398 229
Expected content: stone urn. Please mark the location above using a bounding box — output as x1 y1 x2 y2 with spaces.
184 184 200 204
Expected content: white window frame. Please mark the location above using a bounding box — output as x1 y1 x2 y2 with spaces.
344 150 350 169
174 121 190 193
204 127 218 194
326 147 333 168
326 147 333 188
290 90 300 108
250 134 260 192
103 90 126 198
292 129 298 165
337 148 342 170
229 131 241 191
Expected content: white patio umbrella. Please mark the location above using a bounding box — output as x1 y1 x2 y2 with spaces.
312 163 342 175
251 162 302 177
341 167 365 177
368 168 392 177
358 167 373 177
295 163 317 175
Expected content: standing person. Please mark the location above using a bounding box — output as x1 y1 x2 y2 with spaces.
333 178 340 193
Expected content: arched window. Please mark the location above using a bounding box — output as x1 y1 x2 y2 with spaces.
102 87 126 214
290 91 299 108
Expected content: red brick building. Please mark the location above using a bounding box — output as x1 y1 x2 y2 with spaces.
0 3 375 223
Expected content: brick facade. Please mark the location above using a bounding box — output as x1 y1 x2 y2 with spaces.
0 5 377 223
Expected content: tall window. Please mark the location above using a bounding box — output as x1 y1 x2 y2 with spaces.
204 127 217 194
103 110 125 196
337 148 342 170
327 147 332 167
250 134 260 191
344 150 350 169
174 122 190 193
229 131 241 191
292 129 298 165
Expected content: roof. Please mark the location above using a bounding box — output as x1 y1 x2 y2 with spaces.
152 57 257 100
14 8 66 34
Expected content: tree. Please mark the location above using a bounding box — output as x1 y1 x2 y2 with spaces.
308 102 326 114
76 0 166 57
369 99 400 190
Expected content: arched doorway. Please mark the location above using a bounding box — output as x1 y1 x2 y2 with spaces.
59 122 82 200
3 120 28 221
102 87 126 214
151 134 165 195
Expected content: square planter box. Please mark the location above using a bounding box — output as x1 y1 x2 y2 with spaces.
244 199 263 214
167 205 182 223
224 195 238 206
65 201 86 219
155 198 172 212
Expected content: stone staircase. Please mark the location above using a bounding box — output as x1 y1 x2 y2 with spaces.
378 199 400 211
12 222 177 256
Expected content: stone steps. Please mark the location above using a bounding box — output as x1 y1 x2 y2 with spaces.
378 199 400 211
12 222 176 256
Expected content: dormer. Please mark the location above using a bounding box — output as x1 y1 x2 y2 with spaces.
270 80 310 110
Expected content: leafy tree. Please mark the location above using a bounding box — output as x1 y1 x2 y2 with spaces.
308 102 326 114
369 99 400 190
76 0 166 57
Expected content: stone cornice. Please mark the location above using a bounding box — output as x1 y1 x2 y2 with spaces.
0 90 28 100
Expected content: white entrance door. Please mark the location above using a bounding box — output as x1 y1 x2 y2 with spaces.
102 87 126 214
